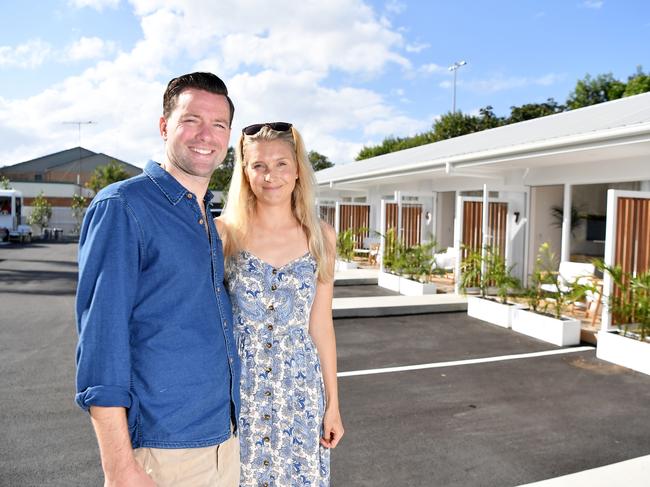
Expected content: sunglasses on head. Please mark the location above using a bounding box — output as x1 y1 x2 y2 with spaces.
242 122 293 136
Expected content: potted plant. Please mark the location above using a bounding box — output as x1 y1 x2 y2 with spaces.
335 227 364 271
462 246 521 328
377 230 437 295
595 261 650 375
511 243 583 346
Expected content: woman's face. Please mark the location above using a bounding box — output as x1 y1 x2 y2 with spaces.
244 139 299 207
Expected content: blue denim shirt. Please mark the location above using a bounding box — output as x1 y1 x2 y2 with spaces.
75 161 240 449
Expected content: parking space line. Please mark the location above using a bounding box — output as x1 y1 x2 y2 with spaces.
337 346 595 377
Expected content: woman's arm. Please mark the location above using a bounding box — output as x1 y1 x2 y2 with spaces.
309 223 344 449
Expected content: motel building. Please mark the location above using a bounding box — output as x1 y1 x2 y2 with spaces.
314 91 650 307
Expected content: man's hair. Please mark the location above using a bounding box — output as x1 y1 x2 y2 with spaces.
162 72 235 125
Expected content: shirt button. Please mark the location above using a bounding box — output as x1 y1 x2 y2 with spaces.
198 218 204 225
265 343 272 349
267 324 273 331
271 284 277 291
229 357 234 363
216 287 221 293
186 193 193 199
223 321 228 328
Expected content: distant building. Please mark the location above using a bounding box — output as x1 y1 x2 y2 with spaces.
0 147 142 233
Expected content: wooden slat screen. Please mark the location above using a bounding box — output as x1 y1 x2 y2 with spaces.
461 201 508 260
339 204 370 248
384 202 422 247
615 197 650 274
318 205 335 227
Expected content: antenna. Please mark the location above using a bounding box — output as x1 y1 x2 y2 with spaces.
62 121 97 186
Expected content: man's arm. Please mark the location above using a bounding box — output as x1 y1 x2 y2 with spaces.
90 407 154 486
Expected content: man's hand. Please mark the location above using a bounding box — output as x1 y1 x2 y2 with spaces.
105 460 155 487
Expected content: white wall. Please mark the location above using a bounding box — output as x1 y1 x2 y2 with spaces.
529 185 563 272
436 191 455 249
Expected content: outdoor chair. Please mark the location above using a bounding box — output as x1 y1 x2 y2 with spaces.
540 261 597 319
432 246 457 279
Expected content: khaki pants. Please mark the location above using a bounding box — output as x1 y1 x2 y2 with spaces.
133 433 240 487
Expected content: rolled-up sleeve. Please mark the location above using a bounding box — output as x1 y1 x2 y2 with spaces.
75 195 142 411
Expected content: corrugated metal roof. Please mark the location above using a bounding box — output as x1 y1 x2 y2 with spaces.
1 147 97 173
316 91 650 183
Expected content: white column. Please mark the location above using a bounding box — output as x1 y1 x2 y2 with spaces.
561 184 572 262
601 189 617 331
395 190 403 243
334 201 341 234
481 184 489 277
453 193 462 295
379 199 387 272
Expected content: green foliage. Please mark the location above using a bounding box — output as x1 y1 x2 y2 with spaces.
71 193 87 233
380 229 439 282
87 160 131 194
336 229 357 262
209 147 235 191
356 133 435 161
567 73 626 109
308 151 334 171
28 192 52 228
460 245 519 302
532 243 590 319
623 66 650 97
0 176 11 189
459 246 487 297
507 98 565 123
550 205 587 236
595 260 650 341
484 247 520 304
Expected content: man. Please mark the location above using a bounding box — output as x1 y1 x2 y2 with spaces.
75 72 240 486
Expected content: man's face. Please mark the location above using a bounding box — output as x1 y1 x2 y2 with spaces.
159 88 231 179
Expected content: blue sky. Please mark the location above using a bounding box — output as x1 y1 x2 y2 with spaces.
1 0 648 167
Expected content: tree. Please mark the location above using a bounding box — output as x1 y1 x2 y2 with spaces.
0 176 11 189
507 98 565 123
566 73 626 109
87 160 131 194
624 66 650 97
431 111 483 142
308 151 334 171
28 191 52 229
209 147 235 191
71 194 87 234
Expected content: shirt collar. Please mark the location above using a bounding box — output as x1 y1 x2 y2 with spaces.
144 160 214 205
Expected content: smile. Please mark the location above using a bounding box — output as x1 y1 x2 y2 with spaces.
189 147 214 155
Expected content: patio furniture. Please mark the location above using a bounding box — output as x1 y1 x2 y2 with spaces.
432 247 457 279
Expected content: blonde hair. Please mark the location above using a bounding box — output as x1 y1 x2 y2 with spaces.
221 125 334 282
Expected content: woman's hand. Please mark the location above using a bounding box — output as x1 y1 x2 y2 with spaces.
320 407 344 449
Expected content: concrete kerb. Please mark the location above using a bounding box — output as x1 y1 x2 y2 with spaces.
332 294 467 318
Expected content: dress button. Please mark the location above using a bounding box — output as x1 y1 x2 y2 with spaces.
263 483 269 487
263 414 271 420
264 391 271 397
272 268 277 275
271 284 277 291
267 324 273 331
263 460 270 466
265 343 272 349
265 366 272 373
268 304 274 311
263 436 270 442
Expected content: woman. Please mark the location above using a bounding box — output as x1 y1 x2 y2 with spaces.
217 122 344 486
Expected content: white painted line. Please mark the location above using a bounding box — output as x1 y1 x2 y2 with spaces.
337 346 595 377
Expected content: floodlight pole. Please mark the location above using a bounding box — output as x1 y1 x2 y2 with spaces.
448 60 467 114
62 121 96 186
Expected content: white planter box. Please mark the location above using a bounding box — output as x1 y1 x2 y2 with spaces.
467 296 519 329
335 259 358 271
511 308 581 346
398 277 437 296
597 331 650 375
378 271 401 292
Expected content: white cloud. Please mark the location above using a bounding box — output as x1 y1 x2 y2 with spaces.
68 0 120 11
440 73 563 94
66 37 117 61
385 0 406 14
0 39 52 69
405 42 430 53
0 0 422 166
583 0 604 9
418 63 445 75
